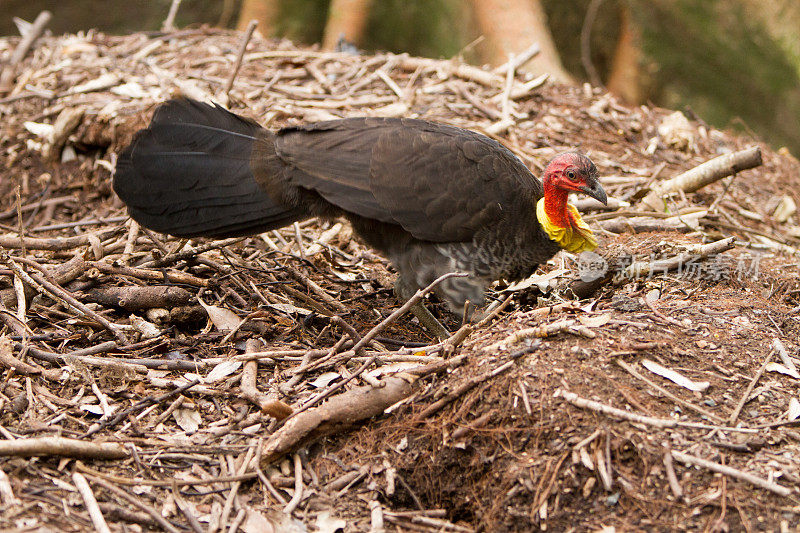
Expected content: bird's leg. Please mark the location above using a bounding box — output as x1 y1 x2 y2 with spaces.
461 300 476 326
411 301 452 341
394 280 452 341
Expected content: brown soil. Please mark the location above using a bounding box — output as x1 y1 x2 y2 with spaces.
0 28 799 532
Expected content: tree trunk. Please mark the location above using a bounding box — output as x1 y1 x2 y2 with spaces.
606 2 642 104
469 0 573 83
237 0 280 36
321 0 374 50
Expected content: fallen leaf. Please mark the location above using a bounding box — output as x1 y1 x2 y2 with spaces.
173 408 202 434
789 398 800 421
642 359 710 392
504 269 569 292
311 372 340 388
577 313 611 328
205 360 242 383
773 195 797 223
23 121 54 137
315 511 346 533
266 302 312 316
198 300 241 332
330 269 358 281
241 509 275 533
765 362 800 379
80 404 105 416
129 314 162 339
366 362 419 379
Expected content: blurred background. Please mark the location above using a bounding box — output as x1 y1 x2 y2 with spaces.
3 0 799 156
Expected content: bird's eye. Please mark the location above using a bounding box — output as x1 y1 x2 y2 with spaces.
567 170 575 179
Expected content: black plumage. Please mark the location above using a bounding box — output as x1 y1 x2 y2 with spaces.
114 98 600 315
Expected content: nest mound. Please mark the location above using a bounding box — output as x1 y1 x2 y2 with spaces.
1 28 800 531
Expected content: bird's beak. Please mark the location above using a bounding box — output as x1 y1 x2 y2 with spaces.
579 180 608 205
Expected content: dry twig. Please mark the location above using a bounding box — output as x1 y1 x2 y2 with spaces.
72 472 112 533
0 437 127 459
671 450 792 498
641 147 762 210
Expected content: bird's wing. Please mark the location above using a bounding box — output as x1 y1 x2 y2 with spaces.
275 118 539 242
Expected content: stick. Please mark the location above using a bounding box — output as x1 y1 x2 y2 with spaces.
171 481 204 533
241 339 292 419
283 453 304 514
493 42 540 74
285 265 349 313
484 320 595 352
225 19 258 95
140 237 243 268
398 56 502 87
4 257 128 344
262 374 417 462
219 445 255 528
663 449 683 498
0 11 52 93
772 338 798 377
76 462 258 487
0 228 120 251
641 147 762 210
81 379 200 438
617 236 735 281
0 437 127 459
285 272 467 419
72 473 112 533
85 476 182 533
370 500 385 531
0 468 20 506
88 261 208 287
671 450 792 498
161 0 182 32
82 285 194 311
0 337 60 379
556 389 754 433
419 347 534 419
728 349 773 426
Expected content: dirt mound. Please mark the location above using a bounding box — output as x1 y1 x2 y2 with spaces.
1 28 799 532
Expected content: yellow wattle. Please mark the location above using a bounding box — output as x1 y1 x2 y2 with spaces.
536 198 598 254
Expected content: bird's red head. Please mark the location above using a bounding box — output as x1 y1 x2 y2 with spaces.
542 152 607 228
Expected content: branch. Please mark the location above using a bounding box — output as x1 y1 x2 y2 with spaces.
671 450 792 498
0 437 127 459
241 339 293 419
0 11 51 93
641 146 762 210
617 236 735 281
261 373 417 462
556 389 755 433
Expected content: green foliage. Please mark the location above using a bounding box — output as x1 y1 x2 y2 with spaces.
638 0 800 152
268 0 470 59
362 0 470 59
273 0 329 44
0 0 240 35
541 0 622 81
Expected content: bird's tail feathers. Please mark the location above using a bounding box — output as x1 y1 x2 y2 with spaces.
114 98 302 237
